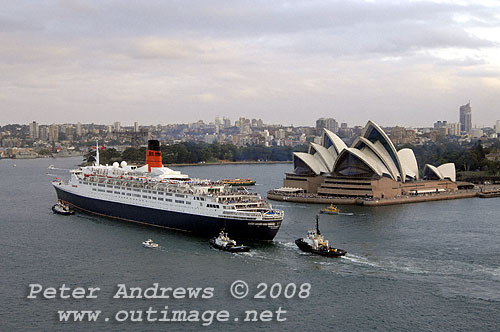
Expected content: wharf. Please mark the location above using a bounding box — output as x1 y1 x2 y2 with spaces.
267 190 479 206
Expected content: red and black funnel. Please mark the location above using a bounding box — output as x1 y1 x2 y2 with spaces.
146 140 162 172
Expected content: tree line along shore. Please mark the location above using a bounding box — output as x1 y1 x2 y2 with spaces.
83 141 500 183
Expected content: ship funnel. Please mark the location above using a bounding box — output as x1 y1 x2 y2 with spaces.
146 139 162 172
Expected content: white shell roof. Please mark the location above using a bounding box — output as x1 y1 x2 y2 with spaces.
361 120 406 182
334 147 387 177
423 163 456 182
352 136 400 181
398 148 419 181
437 163 456 182
309 142 336 173
322 128 347 158
293 152 329 175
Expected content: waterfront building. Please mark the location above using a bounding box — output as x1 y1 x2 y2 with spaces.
459 102 472 133
283 121 457 199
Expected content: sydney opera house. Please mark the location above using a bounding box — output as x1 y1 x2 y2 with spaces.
283 121 457 199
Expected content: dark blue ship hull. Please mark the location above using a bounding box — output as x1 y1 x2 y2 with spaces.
54 186 281 241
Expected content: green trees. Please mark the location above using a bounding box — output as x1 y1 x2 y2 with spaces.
400 140 499 175
83 142 304 165
84 148 122 165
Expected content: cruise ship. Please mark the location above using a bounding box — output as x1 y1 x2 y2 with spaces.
52 140 284 241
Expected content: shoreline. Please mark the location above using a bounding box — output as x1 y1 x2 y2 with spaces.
166 160 292 167
267 190 480 206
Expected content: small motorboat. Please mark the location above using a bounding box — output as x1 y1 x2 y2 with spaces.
209 230 250 253
52 201 75 215
295 216 346 257
320 204 340 215
142 239 159 248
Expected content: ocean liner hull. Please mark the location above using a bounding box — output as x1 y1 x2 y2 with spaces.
54 186 280 241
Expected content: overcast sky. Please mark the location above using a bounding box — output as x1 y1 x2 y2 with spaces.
1 0 500 127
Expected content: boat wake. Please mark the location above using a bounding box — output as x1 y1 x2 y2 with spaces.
340 253 500 283
342 254 381 268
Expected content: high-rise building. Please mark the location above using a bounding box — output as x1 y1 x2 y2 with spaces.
48 124 59 142
276 128 286 139
113 121 121 132
223 117 231 128
316 118 338 135
76 122 82 136
134 122 139 133
447 122 461 136
39 126 48 141
459 102 472 133
434 121 447 129
29 121 39 139
214 116 222 127
495 120 500 135
63 125 74 141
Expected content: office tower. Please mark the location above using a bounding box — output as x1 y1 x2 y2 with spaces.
316 118 339 135
29 121 39 139
459 102 472 133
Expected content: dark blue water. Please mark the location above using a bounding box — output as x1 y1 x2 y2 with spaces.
1 158 499 331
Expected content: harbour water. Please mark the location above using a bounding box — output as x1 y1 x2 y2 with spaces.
1 157 499 331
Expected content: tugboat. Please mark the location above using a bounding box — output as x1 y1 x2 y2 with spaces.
295 216 347 257
320 204 340 215
142 239 159 248
52 200 75 215
209 230 250 253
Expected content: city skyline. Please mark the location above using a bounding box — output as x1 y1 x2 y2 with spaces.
1 1 500 127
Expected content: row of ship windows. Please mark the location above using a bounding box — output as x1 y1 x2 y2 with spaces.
81 180 204 200
92 188 192 204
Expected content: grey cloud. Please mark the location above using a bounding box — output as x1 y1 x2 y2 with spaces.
1 1 500 126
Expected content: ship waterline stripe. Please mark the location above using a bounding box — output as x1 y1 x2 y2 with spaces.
60 198 192 233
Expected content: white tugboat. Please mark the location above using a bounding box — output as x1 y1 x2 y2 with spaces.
142 239 159 248
52 200 75 215
295 216 346 257
209 230 250 252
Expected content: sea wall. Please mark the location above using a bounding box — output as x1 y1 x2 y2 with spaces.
267 191 478 206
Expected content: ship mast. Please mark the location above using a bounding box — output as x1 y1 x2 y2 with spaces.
316 215 321 235
95 140 100 166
